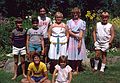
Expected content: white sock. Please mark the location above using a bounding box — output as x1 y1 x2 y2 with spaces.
100 63 106 72
94 59 99 70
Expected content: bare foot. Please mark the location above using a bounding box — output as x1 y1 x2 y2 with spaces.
11 75 17 80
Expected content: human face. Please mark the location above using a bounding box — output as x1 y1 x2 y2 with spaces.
60 62 66 68
55 16 63 24
32 22 38 27
34 56 40 65
72 12 80 19
101 15 109 24
39 8 46 16
16 23 22 28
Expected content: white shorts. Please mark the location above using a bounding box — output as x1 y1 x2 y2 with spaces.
94 41 109 52
12 46 26 55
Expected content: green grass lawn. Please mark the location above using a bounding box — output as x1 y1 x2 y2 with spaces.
0 61 120 83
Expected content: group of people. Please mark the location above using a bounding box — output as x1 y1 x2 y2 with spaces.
10 6 114 83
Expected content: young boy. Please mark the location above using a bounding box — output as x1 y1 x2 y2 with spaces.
26 18 44 62
38 7 52 63
93 11 115 72
21 54 51 83
11 17 26 80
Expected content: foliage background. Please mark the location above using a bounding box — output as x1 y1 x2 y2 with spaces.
0 0 120 54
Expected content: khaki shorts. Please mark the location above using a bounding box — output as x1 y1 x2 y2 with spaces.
94 41 109 52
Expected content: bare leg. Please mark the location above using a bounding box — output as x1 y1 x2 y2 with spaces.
94 50 101 71
21 55 27 78
30 51 36 62
100 51 107 72
12 55 18 80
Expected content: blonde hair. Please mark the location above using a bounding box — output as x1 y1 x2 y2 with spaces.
55 12 63 18
72 7 81 13
101 11 109 17
71 7 81 17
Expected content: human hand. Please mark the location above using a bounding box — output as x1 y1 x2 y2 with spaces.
41 50 45 55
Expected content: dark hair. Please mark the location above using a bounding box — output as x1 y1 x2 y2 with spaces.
32 53 40 60
32 18 39 24
58 55 68 65
15 17 23 24
39 6 47 12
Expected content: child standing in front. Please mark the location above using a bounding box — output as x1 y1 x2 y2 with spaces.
11 17 27 80
52 55 72 83
93 11 115 72
48 12 69 74
26 18 44 62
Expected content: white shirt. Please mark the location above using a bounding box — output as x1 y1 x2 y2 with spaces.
55 64 72 82
38 16 52 38
96 22 112 43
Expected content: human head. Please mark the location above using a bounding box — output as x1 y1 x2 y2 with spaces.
15 17 23 28
55 12 63 24
101 11 109 24
71 7 81 19
33 53 40 65
58 55 67 68
39 7 46 16
32 18 39 28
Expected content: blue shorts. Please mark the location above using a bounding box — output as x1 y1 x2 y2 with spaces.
31 76 44 82
29 44 42 52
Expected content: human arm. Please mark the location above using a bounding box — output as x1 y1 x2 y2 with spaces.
27 70 35 83
52 69 58 83
39 71 49 83
48 24 53 40
41 36 45 55
26 34 30 58
65 25 69 41
68 29 79 38
92 27 96 43
78 30 84 49
68 71 72 83
109 25 115 44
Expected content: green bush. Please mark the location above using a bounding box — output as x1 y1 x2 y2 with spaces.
110 17 120 48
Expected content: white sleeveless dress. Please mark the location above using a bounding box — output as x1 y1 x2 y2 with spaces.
48 23 68 60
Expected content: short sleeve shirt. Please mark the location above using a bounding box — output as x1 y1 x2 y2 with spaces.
27 28 43 44
28 62 47 77
55 64 72 81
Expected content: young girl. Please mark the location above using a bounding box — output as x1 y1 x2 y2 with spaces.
52 55 72 83
48 12 69 74
67 7 87 74
21 53 51 83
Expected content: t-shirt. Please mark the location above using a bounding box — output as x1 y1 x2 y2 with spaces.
27 28 43 44
28 62 47 77
12 28 26 48
55 64 72 82
38 16 52 38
